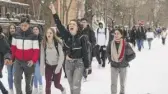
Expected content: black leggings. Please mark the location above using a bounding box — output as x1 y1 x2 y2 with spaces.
95 45 107 67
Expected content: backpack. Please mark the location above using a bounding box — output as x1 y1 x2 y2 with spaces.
97 28 107 41
79 35 92 65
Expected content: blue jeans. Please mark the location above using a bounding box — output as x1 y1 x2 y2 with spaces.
136 39 143 51
7 65 14 89
33 61 42 88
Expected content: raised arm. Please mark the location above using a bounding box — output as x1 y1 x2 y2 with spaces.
49 3 69 41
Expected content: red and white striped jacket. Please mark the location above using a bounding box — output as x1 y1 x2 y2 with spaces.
11 28 39 63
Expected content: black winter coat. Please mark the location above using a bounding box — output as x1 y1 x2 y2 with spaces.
0 34 11 70
136 27 146 40
53 14 89 68
81 26 96 48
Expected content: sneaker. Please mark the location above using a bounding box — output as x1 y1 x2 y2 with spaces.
62 88 66 94
39 85 43 93
83 77 87 82
32 88 38 94
8 89 14 94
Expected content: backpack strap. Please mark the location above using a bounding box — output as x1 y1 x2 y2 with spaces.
97 28 99 42
54 39 59 56
97 28 107 40
44 40 60 63
105 28 107 40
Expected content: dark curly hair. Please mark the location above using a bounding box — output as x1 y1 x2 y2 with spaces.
20 15 30 24
67 19 82 33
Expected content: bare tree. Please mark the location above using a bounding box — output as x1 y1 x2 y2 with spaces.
63 0 73 25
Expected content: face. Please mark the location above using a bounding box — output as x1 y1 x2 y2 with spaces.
114 30 122 41
9 25 15 35
46 29 54 40
99 24 103 28
33 27 40 35
69 21 78 35
20 22 30 32
81 20 88 29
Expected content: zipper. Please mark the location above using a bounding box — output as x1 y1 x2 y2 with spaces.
22 32 25 60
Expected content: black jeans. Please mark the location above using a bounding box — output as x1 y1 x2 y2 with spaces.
95 45 107 67
162 38 166 45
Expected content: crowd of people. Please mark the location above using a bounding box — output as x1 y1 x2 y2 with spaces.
0 2 167 94
109 24 168 51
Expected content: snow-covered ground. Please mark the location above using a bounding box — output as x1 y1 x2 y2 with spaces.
1 38 168 94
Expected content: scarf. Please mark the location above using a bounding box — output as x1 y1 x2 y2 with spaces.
111 39 125 63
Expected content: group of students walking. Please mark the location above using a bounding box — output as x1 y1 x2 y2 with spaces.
0 3 136 94
120 24 168 52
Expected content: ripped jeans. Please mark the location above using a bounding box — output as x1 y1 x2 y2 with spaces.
65 59 84 94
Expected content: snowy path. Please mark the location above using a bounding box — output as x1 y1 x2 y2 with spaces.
1 38 168 94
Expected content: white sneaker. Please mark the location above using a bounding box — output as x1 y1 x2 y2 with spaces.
62 88 66 94
33 88 38 94
9 89 14 94
39 85 43 93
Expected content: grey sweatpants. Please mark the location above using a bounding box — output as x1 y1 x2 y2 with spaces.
13 60 35 94
111 67 127 94
65 59 84 94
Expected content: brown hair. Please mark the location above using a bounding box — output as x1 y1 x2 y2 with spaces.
42 27 62 48
7 24 16 37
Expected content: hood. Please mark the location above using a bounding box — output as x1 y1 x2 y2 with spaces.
98 21 105 28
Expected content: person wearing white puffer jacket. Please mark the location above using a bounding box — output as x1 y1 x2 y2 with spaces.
146 28 154 49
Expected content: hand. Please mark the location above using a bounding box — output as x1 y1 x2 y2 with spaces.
103 46 106 50
66 55 72 60
4 59 12 65
49 3 56 14
84 68 89 76
55 67 61 74
27 60 34 67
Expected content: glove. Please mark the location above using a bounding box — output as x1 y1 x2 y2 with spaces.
27 60 34 67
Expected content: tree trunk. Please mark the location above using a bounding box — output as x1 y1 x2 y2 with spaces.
84 0 93 26
64 0 73 25
41 0 55 31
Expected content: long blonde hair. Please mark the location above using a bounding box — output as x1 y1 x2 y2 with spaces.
42 28 62 48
